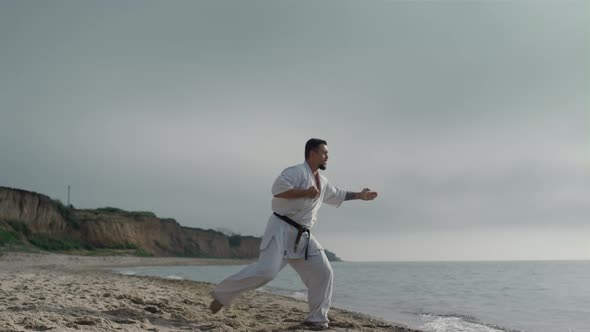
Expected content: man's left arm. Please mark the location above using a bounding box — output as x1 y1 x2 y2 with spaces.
324 183 378 207
344 188 378 201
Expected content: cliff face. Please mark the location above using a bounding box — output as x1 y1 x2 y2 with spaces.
0 186 260 258
74 210 259 258
0 187 69 236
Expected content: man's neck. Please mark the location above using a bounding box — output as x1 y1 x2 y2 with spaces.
305 160 319 175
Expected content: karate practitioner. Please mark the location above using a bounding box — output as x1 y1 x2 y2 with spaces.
209 138 378 329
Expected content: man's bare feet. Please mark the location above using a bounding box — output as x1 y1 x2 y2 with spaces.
302 321 329 330
209 299 223 314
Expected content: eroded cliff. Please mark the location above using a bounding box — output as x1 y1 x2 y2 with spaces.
0 186 259 258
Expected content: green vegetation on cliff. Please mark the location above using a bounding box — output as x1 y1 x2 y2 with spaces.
0 219 149 256
0 229 20 246
95 207 157 219
52 199 81 228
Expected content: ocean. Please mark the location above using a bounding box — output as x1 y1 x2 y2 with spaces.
114 260 590 332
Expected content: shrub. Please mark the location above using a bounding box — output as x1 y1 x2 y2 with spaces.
128 211 156 219
181 247 204 257
104 242 137 250
95 207 156 219
52 199 80 228
28 234 92 251
134 248 152 257
6 220 31 237
95 207 125 214
0 230 20 246
228 235 242 248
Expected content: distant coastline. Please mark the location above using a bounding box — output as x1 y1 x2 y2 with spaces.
0 186 342 261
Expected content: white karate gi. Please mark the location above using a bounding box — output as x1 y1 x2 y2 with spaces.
212 162 346 324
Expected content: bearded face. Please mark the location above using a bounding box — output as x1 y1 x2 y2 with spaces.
312 144 329 171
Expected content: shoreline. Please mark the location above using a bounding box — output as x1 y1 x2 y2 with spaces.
0 252 421 331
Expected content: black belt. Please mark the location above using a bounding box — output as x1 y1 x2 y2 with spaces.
273 212 311 260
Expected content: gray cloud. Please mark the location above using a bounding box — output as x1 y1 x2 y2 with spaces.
1 0 588 260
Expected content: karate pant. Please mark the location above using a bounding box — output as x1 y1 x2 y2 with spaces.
211 238 334 324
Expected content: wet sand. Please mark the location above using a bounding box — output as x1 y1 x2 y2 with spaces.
0 252 421 332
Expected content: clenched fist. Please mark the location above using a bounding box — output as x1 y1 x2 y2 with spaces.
305 186 320 198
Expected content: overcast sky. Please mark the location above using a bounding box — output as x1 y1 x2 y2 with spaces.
1 0 588 261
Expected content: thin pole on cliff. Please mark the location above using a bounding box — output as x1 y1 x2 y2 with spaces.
67 185 70 207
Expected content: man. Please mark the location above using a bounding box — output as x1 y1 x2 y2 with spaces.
209 138 378 329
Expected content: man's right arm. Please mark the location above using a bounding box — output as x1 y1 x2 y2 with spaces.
274 186 319 199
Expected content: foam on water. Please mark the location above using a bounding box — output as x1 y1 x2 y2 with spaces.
290 291 307 300
259 285 307 300
164 275 183 280
418 314 521 332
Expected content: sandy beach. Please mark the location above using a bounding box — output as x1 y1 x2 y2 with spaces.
0 252 420 332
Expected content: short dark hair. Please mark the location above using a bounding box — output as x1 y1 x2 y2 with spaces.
305 138 327 159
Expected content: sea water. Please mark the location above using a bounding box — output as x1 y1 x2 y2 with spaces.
114 260 590 332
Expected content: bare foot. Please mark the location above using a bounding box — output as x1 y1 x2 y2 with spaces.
209 299 223 314
302 321 329 330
